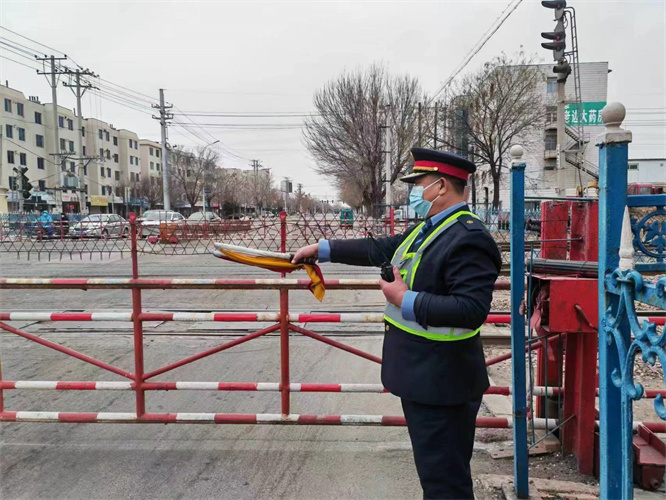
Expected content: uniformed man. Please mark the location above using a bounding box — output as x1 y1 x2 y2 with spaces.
292 147 501 499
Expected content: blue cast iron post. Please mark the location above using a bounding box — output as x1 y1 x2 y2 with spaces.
596 102 632 499
509 145 529 498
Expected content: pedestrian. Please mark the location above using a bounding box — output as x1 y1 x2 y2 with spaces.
39 210 53 238
292 147 501 499
59 212 69 238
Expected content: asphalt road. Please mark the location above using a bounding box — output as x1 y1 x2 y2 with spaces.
0 252 427 499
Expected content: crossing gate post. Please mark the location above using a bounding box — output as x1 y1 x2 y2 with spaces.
597 103 631 498
130 213 146 416
279 211 290 415
509 145 529 499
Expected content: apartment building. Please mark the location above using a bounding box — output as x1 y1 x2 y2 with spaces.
139 139 162 183
0 83 165 214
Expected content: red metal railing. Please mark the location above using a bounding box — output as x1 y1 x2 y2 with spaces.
2 213 663 428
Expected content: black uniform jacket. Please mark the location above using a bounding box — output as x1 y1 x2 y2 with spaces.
328 205 502 405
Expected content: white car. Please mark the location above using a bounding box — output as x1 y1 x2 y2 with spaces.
187 211 221 224
69 214 130 238
138 210 185 238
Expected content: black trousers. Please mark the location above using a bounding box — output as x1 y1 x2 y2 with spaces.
401 398 482 500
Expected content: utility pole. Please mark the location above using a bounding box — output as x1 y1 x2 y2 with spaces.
383 110 392 211
418 102 422 147
251 159 260 213
63 68 97 215
296 183 303 213
152 89 173 210
281 177 292 213
433 102 439 150
37 55 68 212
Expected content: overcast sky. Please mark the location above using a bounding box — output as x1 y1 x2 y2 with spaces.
1 0 664 199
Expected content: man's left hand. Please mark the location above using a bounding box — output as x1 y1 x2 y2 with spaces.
379 266 409 307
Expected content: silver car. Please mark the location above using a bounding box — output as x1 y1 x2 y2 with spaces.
69 214 130 238
138 210 185 238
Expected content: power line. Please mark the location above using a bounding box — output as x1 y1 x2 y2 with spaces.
94 82 156 107
172 105 248 160
88 90 154 115
0 25 67 57
94 79 156 105
432 0 524 100
0 54 41 71
3 137 60 166
0 39 41 59
170 121 247 161
174 111 319 117
175 123 307 127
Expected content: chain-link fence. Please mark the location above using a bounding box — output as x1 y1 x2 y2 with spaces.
0 208 545 267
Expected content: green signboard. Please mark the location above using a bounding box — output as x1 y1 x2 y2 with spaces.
564 101 607 126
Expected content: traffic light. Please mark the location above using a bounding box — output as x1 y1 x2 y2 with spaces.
541 20 566 61
541 0 570 82
542 0 566 11
553 58 572 82
19 167 33 199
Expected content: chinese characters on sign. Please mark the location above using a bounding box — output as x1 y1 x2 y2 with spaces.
564 102 607 126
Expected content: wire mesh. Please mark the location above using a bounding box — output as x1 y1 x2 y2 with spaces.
1 209 531 263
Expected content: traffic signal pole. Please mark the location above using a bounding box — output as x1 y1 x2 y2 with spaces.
557 79 567 194
17 170 24 213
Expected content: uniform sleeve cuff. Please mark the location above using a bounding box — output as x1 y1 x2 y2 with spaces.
318 239 331 263
401 290 418 321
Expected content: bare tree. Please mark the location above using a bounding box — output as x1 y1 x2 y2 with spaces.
337 177 365 210
134 177 163 209
434 51 546 208
303 64 425 214
170 146 220 210
256 169 276 212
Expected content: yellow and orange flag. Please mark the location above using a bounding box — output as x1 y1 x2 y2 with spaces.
213 243 325 301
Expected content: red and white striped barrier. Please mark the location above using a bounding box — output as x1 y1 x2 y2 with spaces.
0 277 512 291
0 311 514 324
0 381 133 390
2 410 663 433
5 381 663 399
0 312 133 322
0 381 389 392
0 411 554 429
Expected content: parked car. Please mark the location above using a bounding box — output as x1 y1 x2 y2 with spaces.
69 214 130 238
138 210 185 237
187 211 221 224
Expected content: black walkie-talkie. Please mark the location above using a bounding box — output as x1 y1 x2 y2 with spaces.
367 232 395 283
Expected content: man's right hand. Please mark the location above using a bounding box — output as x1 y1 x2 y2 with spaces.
291 243 319 264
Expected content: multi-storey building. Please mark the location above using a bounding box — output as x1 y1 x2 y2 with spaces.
1 86 52 213
139 139 162 183
0 83 165 214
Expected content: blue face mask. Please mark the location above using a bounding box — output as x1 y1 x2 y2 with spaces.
409 179 442 218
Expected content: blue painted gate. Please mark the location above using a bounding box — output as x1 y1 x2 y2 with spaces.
509 102 665 499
